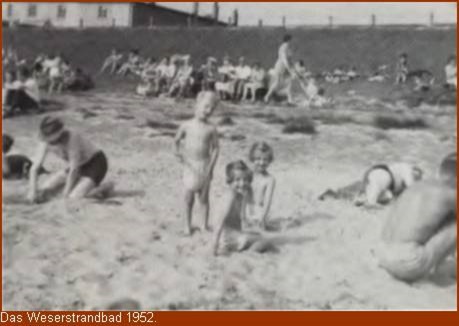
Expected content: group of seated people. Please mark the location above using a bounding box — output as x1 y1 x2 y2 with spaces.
2 47 95 117
33 53 94 93
100 49 331 105
321 65 360 84
2 66 41 118
100 49 273 101
3 47 94 95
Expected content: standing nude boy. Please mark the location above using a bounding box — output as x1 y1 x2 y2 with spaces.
175 91 220 236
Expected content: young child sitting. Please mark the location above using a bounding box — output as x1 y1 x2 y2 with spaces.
213 160 277 256
302 78 330 108
174 91 220 236
395 53 409 85
245 142 276 230
27 116 111 203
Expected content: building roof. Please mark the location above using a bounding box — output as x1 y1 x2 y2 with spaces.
139 3 227 26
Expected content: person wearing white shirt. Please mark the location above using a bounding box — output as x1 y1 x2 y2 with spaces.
3 67 41 117
233 57 252 101
445 55 456 89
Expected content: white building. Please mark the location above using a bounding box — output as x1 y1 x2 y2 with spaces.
1 2 228 28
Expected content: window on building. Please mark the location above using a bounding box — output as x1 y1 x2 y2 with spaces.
57 4 67 19
7 4 13 17
97 6 108 19
27 4 37 17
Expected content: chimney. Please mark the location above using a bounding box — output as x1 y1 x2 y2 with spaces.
192 3 199 17
429 12 434 26
328 16 333 28
282 16 286 28
233 9 239 27
213 3 220 23
258 19 263 27
371 14 376 27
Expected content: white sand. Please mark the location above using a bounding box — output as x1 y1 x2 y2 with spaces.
2 92 456 310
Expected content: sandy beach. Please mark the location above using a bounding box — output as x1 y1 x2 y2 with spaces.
2 87 457 310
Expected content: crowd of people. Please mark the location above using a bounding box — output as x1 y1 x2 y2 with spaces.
98 42 329 105
2 47 94 118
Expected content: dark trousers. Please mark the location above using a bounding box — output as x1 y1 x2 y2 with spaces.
5 89 38 112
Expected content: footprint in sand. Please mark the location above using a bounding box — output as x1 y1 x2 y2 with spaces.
106 298 141 311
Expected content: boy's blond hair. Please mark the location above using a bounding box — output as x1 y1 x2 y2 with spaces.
196 91 219 108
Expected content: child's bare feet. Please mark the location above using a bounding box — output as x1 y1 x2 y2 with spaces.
90 181 115 200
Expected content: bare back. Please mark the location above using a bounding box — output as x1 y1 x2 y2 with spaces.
382 180 456 244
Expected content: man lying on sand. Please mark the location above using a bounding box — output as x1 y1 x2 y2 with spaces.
354 162 423 208
175 91 220 236
319 162 422 206
213 160 277 256
376 155 456 282
28 116 111 203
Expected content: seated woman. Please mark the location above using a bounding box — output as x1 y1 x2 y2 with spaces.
44 53 65 94
3 67 41 118
215 57 236 100
168 55 194 99
28 116 111 202
242 63 267 102
200 57 219 91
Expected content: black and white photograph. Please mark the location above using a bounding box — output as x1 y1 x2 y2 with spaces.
1 2 457 311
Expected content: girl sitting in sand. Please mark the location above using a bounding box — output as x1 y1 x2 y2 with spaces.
245 142 276 230
213 160 277 256
27 116 111 203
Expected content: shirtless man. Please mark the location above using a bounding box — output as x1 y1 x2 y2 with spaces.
355 162 423 208
377 174 456 282
28 116 110 203
264 35 296 105
246 142 276 230
175 91 220 236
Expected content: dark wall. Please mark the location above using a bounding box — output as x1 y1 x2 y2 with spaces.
131 4 220 27
3 26 456 80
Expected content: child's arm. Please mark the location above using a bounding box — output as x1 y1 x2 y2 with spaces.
260 177 276 229
207 128 220 175
213 192 234 256
174 124 186 163
2 156 10 177
62 164 79 198
27 142 48 203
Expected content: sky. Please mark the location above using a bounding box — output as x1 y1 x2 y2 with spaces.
157 2 457 26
